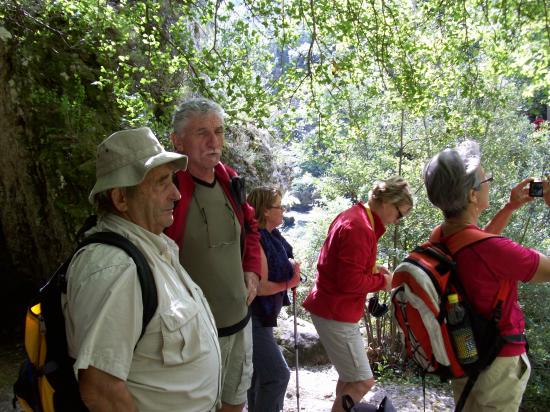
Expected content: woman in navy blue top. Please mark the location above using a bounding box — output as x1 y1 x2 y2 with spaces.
246 187 300 412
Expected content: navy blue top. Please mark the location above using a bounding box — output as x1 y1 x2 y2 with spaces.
251 228 294 327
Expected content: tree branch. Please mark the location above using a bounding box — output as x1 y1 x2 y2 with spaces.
210 0 222 52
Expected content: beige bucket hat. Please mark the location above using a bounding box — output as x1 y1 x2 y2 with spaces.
89 127 187 204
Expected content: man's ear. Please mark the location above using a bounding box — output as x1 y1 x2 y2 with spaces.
110 188 129 213
170 131 184 153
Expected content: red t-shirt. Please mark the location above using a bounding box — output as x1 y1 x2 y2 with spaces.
452 236 540 356
302 203 386 323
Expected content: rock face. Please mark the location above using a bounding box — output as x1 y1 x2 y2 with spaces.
223 124 293 192
275 315 330 367
286 173 319 211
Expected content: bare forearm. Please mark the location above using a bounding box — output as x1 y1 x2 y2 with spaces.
79 367 137 412
258 277 298 295
83 395 137 412
486 177 537 234
484 203 515 234
257 258 300 296
258 279 287 295
244 270 260 305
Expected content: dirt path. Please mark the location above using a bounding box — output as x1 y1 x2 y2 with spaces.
3 351 455 412
282 365 455 412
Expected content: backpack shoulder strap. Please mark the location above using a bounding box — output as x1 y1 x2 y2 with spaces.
433 225 516 319
78 232 158 342
216 163 246 207
430 225 498 255
430 224 512 310
216 163 248 254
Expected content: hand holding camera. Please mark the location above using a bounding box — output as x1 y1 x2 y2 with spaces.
528 174 550 208
507 176 549 211
528 180 543 197
506 177 535 210
528 171 550 203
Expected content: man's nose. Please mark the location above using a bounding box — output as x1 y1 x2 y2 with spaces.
170 181 182 201
205 131 220 147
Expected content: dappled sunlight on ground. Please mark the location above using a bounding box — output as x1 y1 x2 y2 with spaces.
279 365 455 412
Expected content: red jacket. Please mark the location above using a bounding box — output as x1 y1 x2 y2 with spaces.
165 163 261 277
303 203 386 323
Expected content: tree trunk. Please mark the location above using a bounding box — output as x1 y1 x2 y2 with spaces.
0 31 72 337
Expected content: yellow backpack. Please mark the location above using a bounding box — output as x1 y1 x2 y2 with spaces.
13 231 157 411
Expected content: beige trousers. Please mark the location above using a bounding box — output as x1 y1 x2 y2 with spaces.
451 353 531 412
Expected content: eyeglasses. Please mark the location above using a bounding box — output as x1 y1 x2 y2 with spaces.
193 195 237 249
475 173 494 190
479 173 493 185
269 205 285 211
394 204 404 221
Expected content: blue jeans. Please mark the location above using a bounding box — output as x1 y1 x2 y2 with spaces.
247 315 290 412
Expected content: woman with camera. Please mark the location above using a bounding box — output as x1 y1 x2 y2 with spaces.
423 140 550 411
303 176 413 412
246 187 301 412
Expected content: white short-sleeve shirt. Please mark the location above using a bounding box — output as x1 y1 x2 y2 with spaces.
63 214 221 412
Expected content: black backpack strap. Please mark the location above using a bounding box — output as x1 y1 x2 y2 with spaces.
226 167 247 255
230 175 247 206
503 334 527 344
203 163 247 256
78 232 158 342
75 215 98 241
342 394 355 412
454 373 479 412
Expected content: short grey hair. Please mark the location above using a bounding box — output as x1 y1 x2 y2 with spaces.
423 140 483 218
172 98 225 135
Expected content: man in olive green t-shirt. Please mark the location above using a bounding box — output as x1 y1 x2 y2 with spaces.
166 98 262 412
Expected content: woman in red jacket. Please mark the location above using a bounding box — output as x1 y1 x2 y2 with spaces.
303 176 413 412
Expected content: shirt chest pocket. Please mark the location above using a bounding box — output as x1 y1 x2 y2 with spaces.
160 301 211 366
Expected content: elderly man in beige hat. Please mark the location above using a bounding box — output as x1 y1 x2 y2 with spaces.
63 127 221 411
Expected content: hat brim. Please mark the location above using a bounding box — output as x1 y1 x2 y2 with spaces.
88 152 187 204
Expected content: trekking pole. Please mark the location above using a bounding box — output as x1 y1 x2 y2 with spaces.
292 286 300 411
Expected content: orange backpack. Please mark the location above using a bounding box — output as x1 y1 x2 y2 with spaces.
391 226 525 411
